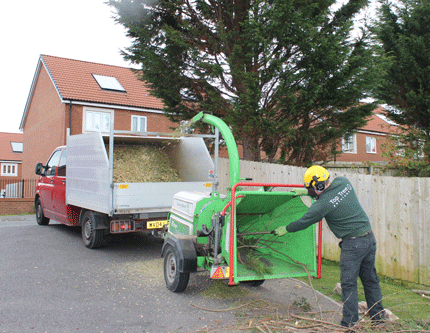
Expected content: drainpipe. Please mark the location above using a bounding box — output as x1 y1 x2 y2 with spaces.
68 101 73 137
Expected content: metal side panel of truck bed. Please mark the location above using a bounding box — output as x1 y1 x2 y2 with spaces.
66 132 111 214
66 131 215 216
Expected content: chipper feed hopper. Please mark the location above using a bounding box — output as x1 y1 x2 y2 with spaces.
162 112 319 292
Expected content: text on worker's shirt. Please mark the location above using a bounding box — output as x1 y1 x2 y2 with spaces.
329 183 352 207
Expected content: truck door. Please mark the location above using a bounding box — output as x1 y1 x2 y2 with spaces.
52 148 67 224
38 149 62 218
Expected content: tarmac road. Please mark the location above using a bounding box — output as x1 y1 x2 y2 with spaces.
0 215 341 333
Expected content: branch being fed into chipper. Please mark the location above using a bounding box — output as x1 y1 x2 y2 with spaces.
237 231 276 236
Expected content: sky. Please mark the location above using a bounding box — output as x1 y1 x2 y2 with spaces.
0 0 135 133
0 0 381 134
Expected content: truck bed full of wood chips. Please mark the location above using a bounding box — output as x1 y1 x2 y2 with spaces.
108 143 182 183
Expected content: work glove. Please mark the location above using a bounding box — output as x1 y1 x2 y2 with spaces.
274 226 288 237
291 188 308 196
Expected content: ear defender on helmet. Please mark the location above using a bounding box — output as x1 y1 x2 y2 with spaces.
304 165 330 192
312 175 326 191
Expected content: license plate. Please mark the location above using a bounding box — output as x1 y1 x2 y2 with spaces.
147 220 168 229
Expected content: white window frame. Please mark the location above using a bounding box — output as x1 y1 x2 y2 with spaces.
342 133 357 154
366 137 377 154
1 163 18 177
131 115 147 132
83 107 114 134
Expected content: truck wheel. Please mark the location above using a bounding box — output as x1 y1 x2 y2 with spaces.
81 211 104 249
164 245 190 292
35 198 50 226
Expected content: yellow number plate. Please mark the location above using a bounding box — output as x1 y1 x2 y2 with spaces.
147 220 169 229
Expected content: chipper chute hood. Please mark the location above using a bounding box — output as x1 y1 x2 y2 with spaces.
191 112 240 188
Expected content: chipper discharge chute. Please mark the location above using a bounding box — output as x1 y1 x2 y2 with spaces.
162 112 318 292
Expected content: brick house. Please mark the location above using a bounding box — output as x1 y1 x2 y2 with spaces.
0 132 24 198
0 132 23 179
20 55 175 179
332 106 399 163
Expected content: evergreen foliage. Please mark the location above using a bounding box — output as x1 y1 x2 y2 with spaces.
108 0 380 164
372 0 430 164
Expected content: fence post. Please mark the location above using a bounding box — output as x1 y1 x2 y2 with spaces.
22 179 25 198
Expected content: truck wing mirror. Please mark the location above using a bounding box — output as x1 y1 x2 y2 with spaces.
35 162 44 175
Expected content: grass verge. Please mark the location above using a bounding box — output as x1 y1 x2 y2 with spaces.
296 259 430 330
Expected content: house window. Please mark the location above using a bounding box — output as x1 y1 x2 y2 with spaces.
366 137 377 154
131 115 147 132
84 108 113 133
1 163 18 177
342 134 357 154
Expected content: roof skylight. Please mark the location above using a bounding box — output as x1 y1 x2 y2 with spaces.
10 142 23 153
92 74 126 92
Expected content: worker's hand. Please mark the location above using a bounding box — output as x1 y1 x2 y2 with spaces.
274 226 288 237
291 188 308 196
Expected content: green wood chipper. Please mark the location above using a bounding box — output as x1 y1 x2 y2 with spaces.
162 112 321 292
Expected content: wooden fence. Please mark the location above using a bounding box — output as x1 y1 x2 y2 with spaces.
217 158 430 287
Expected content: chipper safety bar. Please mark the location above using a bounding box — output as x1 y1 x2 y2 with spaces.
226 182 322 286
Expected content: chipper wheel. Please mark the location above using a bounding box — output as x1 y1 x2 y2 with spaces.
163 245 190 292
242 280 265 287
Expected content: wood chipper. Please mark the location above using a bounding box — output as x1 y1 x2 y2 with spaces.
162 112 321 292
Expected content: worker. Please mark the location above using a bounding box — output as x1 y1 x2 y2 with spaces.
275 165 384 328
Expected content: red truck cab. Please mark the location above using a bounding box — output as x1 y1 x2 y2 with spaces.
35 147 68 225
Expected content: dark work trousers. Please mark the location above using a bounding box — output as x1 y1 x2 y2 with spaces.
339 232 384 327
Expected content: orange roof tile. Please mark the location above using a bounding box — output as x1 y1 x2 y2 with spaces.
0 132 23 162
41 55 164 110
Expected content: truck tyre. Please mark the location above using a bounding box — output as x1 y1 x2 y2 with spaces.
81 211 104 249
163 245 190 292
35 198 50 226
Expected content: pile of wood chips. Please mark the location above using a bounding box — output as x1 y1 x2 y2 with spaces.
109 144 181 183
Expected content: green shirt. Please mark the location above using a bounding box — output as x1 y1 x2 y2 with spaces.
286 177 371 239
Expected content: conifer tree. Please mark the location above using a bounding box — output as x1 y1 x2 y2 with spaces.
108 0 380 164
372 0 430 163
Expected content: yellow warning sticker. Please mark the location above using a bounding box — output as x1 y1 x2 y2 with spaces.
204 183 213 188
119 184 129 189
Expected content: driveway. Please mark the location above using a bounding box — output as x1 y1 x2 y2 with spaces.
0 215 340 332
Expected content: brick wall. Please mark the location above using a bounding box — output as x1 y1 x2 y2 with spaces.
22 65 67 180
0 198 34 216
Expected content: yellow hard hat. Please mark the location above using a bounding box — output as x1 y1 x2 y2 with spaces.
304 165 329 190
